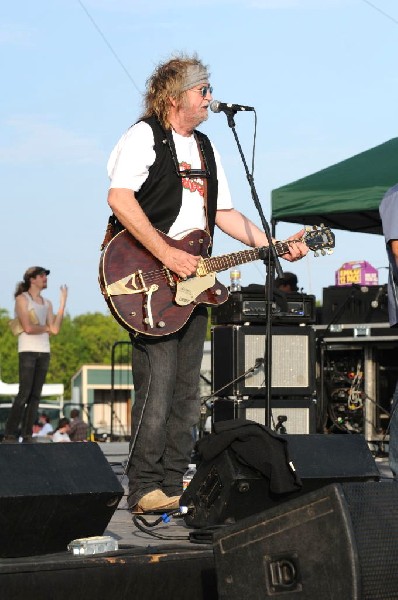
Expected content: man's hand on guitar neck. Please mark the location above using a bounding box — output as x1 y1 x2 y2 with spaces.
280 229 309 262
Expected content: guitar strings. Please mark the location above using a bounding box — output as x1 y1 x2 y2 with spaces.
128 243 284 288
126 234 329 288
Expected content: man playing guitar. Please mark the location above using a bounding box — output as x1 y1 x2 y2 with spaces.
105 54 308 514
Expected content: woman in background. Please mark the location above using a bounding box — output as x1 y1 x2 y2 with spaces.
3 266 67 443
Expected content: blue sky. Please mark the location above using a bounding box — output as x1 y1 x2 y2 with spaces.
1 0 397 317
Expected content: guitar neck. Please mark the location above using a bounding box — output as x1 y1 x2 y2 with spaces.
204 240 291 274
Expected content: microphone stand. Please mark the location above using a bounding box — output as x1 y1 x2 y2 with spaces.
223 109 283 428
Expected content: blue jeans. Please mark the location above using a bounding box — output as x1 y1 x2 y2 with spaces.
5 351 50 439
389 379 398 477
127 307 208 506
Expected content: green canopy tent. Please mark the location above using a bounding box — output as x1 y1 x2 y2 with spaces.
271 137 398 235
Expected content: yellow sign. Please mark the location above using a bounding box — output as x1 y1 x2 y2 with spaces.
337 269 360 285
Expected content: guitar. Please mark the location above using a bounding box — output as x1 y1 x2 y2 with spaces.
99 226 335 336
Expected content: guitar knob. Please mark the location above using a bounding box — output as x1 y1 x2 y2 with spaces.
215 289 222 296
157 321 166 328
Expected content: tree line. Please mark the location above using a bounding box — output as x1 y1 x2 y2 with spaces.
0 308 212 398
0 309 130 398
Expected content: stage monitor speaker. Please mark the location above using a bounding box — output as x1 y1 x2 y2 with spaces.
213 481 398 599
212 325 315 397
0 442 124 558
212 397 316 434
181 434 379 528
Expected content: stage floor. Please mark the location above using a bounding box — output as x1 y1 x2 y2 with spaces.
0 440 395 600
101 440 395 547
102 442 200 550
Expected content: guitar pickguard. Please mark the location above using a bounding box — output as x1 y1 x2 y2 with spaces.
175 273 216 306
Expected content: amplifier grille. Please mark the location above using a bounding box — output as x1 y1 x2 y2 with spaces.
212 325 315 396
244 333 310 390
212 398 316 434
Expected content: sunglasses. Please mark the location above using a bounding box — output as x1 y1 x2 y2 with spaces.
193 85 213 98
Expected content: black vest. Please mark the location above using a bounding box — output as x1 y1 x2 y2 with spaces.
135 116 218 246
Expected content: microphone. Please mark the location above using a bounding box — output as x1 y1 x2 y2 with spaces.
371 286 384 309
210 100 254 114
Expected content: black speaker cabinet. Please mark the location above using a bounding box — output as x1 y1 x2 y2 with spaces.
285 434 379 496
212 325 315 397
212 397 317 434
0 442 124 558
322 284 388 324
213 481 398 599
181 434 379 528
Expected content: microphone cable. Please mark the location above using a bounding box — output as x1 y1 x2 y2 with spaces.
132 507 190 542
121 341 152 482
200 357 265 408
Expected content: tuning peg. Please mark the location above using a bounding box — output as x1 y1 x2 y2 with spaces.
321 249 326 256
314 251 319 258
327 248 334 255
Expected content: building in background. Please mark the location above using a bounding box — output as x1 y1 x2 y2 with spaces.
0 380 64 436
70 343 212 441
70 364 133 440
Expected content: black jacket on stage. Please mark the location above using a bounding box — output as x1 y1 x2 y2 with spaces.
196 418 302 496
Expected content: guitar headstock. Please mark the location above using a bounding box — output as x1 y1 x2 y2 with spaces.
304 224 335 256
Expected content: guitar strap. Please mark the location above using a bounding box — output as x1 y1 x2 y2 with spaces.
100 214 123 251
195 134 210 235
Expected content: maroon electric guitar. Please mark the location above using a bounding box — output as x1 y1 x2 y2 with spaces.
99 226 335 336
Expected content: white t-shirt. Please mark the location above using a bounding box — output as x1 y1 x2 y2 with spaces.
107 121 233 238
18 292 50 353
52 431 71 443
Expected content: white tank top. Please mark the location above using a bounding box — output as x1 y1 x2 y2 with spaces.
18 292 50 353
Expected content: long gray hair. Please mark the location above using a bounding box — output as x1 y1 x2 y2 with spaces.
141 53 210 129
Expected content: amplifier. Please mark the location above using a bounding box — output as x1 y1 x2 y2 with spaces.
212 397 316 434
322 284 388 325
212 325 316 397
212 290 316 325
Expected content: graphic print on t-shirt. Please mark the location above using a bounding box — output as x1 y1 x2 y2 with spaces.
179 161 204 196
